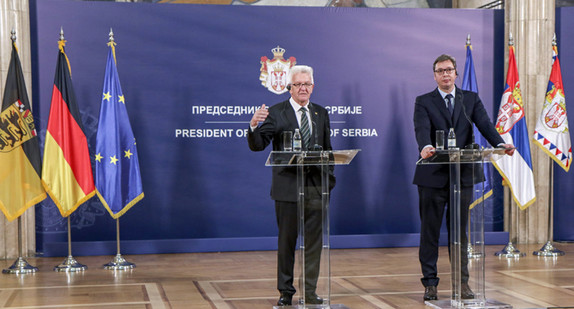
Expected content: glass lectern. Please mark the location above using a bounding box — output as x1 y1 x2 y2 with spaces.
267 149 360 309
418 148 512 309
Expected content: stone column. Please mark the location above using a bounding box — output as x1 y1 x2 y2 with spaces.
0 0 36 258
505 0 555 244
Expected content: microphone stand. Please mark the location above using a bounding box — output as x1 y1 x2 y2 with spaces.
312 120 323 151
459 91 481 258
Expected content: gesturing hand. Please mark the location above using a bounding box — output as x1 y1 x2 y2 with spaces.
250 104 269 127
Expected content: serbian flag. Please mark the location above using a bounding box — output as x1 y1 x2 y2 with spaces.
0 39 46 221
533 40 571 171
492 44 536 210
42 38 95 217
461 39 493 208
95 37 144 218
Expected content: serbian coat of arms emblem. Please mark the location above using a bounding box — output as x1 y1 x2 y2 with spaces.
259 46 296 95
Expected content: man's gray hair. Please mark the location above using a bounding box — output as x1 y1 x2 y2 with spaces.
288 65 314 85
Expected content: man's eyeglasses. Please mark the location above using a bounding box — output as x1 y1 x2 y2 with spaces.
434 68 456 75
291 83 313 88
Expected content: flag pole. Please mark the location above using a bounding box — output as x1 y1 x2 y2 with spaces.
2 29 39 275
533 160 565 256
104 218 135 270
53 216 87 272
2 216 39 274
495 185 526 258
99 28 136 271
533 34 565 257
494 32 526 258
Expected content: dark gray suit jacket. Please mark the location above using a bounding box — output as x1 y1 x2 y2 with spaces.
413 87 505 188
248 100 334 202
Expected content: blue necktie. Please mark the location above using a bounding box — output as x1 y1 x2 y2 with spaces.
446 94 454 117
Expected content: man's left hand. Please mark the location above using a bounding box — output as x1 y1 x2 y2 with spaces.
501 144 515 156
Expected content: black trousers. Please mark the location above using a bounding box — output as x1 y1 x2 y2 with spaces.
275 200 323 295
418 185 472 287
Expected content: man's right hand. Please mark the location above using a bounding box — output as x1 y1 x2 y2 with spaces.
250 104 269 128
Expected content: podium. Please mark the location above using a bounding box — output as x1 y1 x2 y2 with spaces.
417 148 512 309
266 149 360 309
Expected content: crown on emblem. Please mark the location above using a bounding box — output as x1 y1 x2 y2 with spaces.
272 46 285 58
272 62 285 72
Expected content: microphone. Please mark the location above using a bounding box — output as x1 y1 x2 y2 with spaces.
312 120 323 151
458 91 479 150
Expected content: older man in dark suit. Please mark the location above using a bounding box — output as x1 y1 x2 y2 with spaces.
248 65 334 306
413 54 514 302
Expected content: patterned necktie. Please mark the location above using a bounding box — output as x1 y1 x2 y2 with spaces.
299 107 311 150
445 94 454 117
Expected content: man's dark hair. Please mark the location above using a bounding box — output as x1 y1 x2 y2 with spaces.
433 54 457 72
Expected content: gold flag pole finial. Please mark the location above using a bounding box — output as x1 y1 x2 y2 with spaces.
108 28 117 64
58 27 66 51
109 28 115 43
58 27 72 76
552 33 557 47
11 29 18 52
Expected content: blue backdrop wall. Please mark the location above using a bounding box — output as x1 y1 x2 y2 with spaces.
553 7 574 242
30 0 512 257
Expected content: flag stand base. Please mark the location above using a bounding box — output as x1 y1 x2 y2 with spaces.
53 255 87 272
103 254 135 270
495 242 526 258
467 243 483 259
533 241 565 257
2 257 38 274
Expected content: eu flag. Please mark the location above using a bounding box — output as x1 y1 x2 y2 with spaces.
95 37 144 218
461 40 493 208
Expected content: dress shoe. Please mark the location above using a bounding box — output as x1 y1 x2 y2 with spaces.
305 293 323 304
452 283 475 299
424 286 438 301
277 293 293 306
461 283 475 299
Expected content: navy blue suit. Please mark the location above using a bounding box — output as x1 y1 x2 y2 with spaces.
248 100 334 296
413 87 504 287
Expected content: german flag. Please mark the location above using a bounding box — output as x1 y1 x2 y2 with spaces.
42 38 95 217
0 39 46 221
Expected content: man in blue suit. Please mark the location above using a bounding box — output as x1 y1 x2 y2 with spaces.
413 54 514 301
248 65 334 306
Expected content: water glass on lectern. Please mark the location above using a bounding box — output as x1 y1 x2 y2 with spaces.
283 131 293 151
436 130 444 150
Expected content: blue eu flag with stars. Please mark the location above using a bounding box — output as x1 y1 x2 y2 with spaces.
462 39 493 209
95 38 144 218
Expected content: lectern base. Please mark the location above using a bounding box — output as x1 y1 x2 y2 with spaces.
273 304 350 309
425 299 512 309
